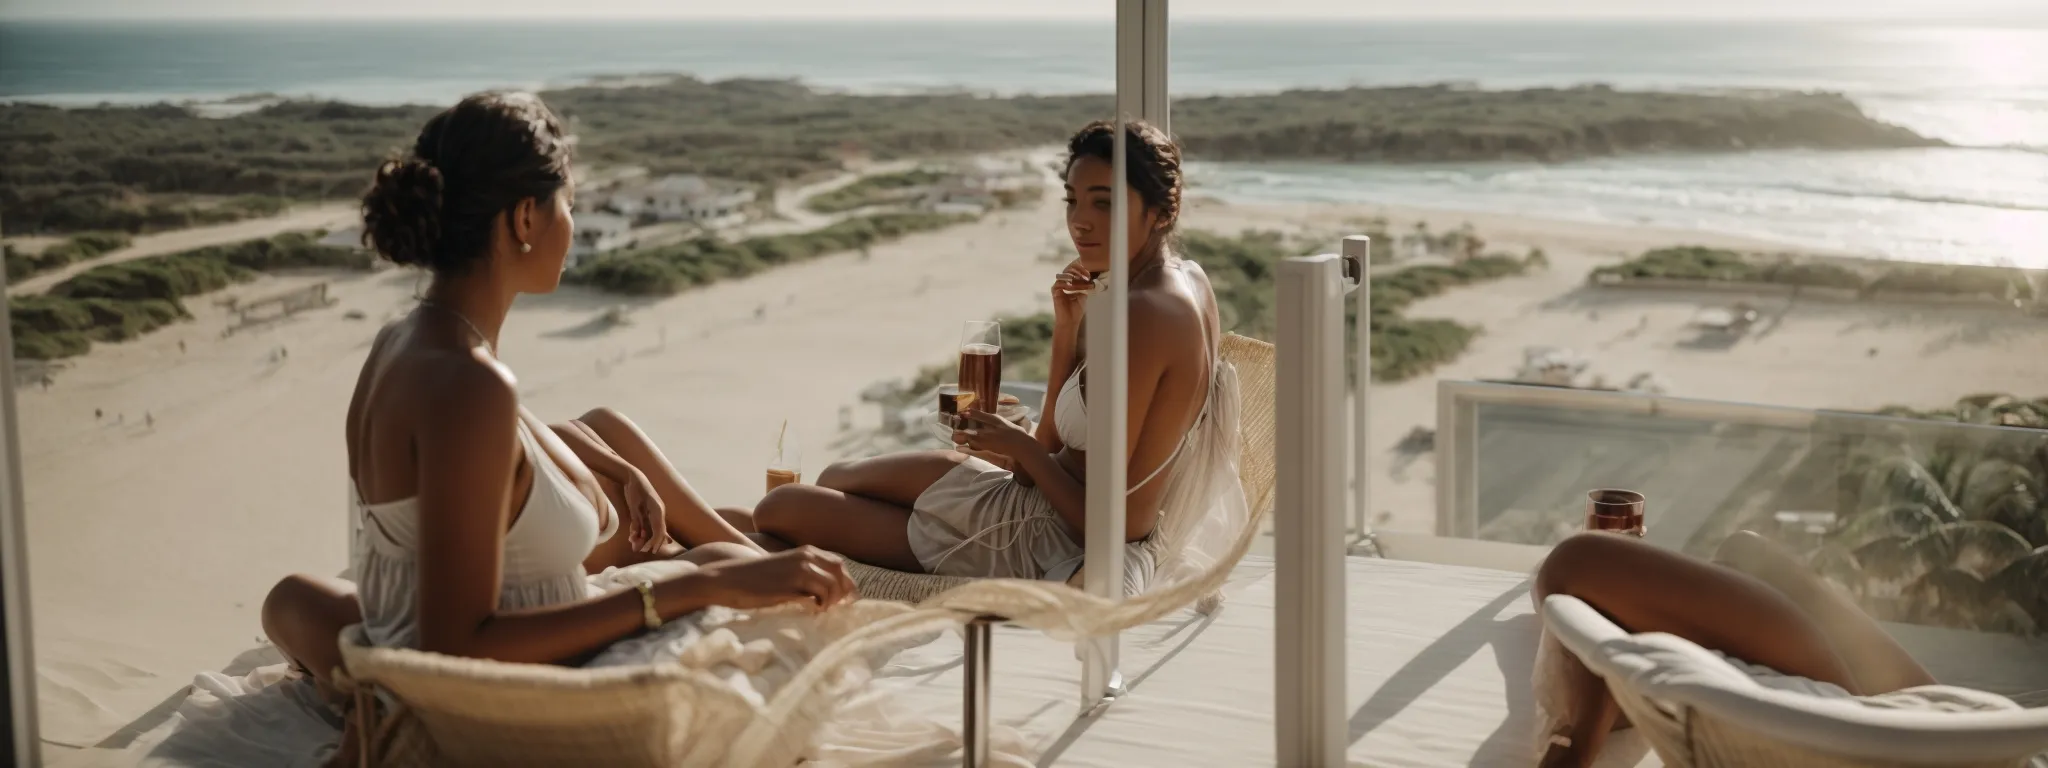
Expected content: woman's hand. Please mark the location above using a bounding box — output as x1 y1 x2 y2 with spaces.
691 546 856 610
621 470 674 554
1051 261 1095 330
953 410 1041 463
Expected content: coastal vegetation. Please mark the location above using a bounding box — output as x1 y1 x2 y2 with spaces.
804 169 949 214
563 211 971 296
4 232 131 281
897 226 1540 401
9 231 370 360
1592 246 2037 302
1753 394 2048 635
3 78 1934 235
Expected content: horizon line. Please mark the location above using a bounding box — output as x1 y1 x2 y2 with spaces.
4 13 2045 23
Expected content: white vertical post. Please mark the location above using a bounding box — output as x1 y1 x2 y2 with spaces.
0 220 43 768
1345 236 1371 542
1080 0 1168 709
1275 255 1348 766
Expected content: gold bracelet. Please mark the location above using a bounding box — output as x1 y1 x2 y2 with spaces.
636 580 663 630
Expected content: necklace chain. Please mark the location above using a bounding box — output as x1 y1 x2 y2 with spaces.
418 300 494 356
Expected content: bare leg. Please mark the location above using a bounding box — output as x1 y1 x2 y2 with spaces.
261 575 362 689
716 506 757 533
1533 533 1862 768
1714 530 1936 694
815 450 969 506
752 451 969 572
569 408 756 551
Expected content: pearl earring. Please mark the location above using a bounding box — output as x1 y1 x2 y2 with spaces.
519 242 532 254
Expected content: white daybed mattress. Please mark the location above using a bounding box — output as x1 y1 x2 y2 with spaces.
875 556 1661 767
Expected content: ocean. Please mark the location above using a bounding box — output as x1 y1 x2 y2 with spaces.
1 19 2043 267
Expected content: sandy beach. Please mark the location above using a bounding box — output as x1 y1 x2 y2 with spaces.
18 178 2048 761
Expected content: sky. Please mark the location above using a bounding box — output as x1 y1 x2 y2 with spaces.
3 0 2043 21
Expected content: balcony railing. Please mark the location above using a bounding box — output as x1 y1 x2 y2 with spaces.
1435 379 2048 636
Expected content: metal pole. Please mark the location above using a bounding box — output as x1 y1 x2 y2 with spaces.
1082 0 1163 708
963 620 992 768
1345 236 1372 544
0 217 43 767
1275 255 1348 766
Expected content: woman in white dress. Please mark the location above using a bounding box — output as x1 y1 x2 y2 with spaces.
256 92 856 760
739 120 1239 588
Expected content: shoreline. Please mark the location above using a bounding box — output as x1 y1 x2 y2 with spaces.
20 187 2048 760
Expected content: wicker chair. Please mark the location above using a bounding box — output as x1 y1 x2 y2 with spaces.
847 332 1278 609
1543 594 2048 767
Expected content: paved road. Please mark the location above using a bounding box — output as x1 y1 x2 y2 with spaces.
7 203 357 296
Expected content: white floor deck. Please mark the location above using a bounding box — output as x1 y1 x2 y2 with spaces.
879 555 2048 767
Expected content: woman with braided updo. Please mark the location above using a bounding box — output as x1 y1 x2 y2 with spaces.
258 93 855 716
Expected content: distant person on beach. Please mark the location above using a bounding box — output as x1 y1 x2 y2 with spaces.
259 91 851 760
734 120 1247 586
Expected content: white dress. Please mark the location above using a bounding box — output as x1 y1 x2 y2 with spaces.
141 412 625 768
904 330 1245 597
350 413 618 649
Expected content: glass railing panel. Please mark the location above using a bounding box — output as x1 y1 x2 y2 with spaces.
1441 381 2048 635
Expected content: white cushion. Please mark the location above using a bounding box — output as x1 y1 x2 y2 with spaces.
1543 594 2048 765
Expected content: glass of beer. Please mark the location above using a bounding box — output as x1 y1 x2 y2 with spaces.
958 321 1003 415
1586 489 1646 537
766 425 802 493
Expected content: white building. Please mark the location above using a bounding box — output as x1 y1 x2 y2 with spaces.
317 226 364 250
606 174 756 228
568 212 634 267
956 156 1039 193
921 181 998 217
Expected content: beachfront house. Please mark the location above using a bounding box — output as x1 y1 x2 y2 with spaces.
604 174 756 228
955 156 1039 193
317 226 365 252
568 212 634 267
921 182 999 217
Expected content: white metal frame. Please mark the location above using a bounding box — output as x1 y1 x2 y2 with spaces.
962 4 1168 764
1079 0 1170 709
1 223 43 766
1273 238 1372 766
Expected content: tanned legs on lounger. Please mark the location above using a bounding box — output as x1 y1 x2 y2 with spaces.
1532 532 1871 768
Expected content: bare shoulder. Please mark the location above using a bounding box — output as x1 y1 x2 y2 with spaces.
1130 276 1208 370
415 349 520 433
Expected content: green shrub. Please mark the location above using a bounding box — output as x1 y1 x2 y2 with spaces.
1594 246 2036 302
565 212 971 296
1869 264 2033 300
805 169 948 214
1592 246 1758 283
930 229 1529 393
3 231 133 281
1761 260 1866 290
10 231 367 360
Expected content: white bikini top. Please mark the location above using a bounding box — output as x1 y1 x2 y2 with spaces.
347 414 617 648
1053 352 1222 495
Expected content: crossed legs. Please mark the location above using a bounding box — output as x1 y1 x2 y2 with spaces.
738 451 971 572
